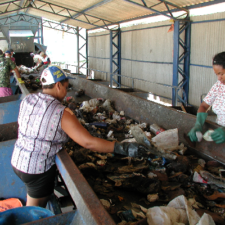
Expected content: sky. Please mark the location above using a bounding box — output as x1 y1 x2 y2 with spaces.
38 27 78 65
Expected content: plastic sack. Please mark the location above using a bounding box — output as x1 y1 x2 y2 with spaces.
147 206 188 225
152 128 179 151
18 65 38 75
80 101 94 112
88 98 100 107
130 125 151 148
0 206 54 225
102 99 115 113
196 213 216 225
146 195 215 225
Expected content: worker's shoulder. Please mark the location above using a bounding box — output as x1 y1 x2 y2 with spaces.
0 55 5 62
7 58 16 66
0 56 10 67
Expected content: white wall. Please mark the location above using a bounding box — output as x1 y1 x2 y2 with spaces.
88 11 225 107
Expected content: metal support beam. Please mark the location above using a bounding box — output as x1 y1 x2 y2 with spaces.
61 0 113 23
86 29 89 76
0 0 112 30
123 0 188 20
30 0 112 29
172 20 191 106
35 18 44 44
77 27 79 74
0 13 78 34
110 28 121 87
77 27 88 75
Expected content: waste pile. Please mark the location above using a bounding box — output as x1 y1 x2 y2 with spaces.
21 75 42 91
62 95 225 225
17 65 39 75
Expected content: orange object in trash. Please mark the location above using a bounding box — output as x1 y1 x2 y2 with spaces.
118 196 124 202
0 198 23 212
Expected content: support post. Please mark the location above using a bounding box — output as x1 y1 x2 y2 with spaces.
172 21 179 106
76 27 80 74
110 27 121 87
172 19 191 106
86 29 89 76
77 27 88 75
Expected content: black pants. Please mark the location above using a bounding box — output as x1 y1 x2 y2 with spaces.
12 165 56 198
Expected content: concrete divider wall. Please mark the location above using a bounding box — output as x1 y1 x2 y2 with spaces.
70 77 225 164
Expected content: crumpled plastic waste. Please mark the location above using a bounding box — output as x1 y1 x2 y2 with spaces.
18 65 38 75
203 130 214 142
62 96 225 224
146 195 215 225
100 199 111 210
102 99 115 113
151 128 179 151
112 111 121 121
200 170 225 188
150 123 165 135
193 171 208 184
130 125 151 148
79 98 104 113
147 193 159 203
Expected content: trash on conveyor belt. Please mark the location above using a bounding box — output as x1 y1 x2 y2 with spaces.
17 65 39 75
62 94 225 225
21 75 42 91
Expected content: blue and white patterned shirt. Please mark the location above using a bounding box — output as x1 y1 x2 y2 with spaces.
11 93 68 174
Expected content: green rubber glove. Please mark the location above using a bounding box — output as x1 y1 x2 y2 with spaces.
114 142 149 157
188 112 208 142
211 127 225 144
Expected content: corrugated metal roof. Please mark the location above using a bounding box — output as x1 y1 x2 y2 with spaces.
0 0 220 29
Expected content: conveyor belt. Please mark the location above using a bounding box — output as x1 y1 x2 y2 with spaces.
1 74 225 224
0 75 116 224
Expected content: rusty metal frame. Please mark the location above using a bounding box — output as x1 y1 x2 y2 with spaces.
56 150 116 225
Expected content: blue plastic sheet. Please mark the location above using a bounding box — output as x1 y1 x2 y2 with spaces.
0 206 54 225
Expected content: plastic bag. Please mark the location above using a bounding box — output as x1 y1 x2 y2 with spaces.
146 195 215 225
152 128 179 151
130 125 151 148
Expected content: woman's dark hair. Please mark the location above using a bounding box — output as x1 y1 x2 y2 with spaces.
42 78 68 89
213 52 225 69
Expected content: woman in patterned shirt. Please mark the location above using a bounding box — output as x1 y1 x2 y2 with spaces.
11 65 149 208
188 51 225 144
